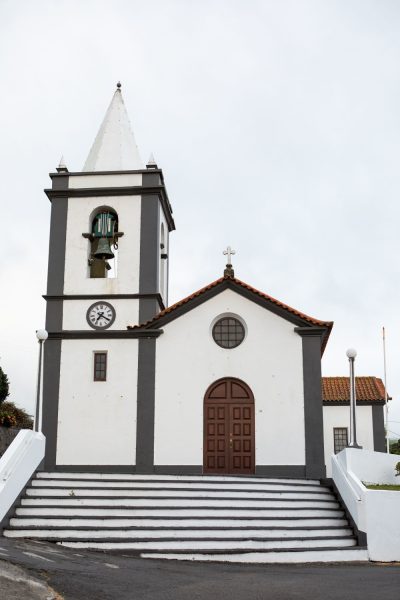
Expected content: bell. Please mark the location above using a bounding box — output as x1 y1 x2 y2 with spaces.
94 237 114 260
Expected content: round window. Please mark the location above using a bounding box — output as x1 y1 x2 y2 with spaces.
212 317 245 349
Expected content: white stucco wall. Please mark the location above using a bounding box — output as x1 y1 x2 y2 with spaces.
56 339 138 465
323 405 375 477
154 289 305 467
333 449 400 561
63 195 141 295
62 299 139 330
68 173 142 188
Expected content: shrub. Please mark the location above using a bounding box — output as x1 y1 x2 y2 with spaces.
395 462 400 478
0 366 10 406
0 402 33 429
390 439 400 455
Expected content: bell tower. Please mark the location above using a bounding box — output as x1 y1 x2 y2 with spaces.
41 85 175 469
45 83 174 327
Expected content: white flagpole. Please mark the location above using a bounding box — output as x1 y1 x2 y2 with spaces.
382 327 390 453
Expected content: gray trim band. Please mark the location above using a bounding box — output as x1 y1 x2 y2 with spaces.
372 404 386 452
136 338 157 473
47 330 163 340
44 292 164 307
154 466 203 475
45 186 175 232
53 465 136 473
42 339 62 470
48 465 308 477
155 466 307 477
298 333 326 479
255 465 306 478
50 169 163 177
324 401 385 406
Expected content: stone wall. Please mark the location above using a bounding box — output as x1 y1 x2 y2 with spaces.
0 427 21 457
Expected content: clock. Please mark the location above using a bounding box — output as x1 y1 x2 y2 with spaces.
86 301 116 330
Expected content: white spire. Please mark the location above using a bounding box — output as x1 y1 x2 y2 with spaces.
83 83 143 172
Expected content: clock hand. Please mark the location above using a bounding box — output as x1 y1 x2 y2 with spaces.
95 312 110 323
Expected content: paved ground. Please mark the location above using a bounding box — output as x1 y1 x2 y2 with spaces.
0 538 399 600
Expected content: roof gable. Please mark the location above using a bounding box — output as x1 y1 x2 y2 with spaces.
129 275 333 352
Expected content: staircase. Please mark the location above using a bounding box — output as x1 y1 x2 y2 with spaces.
3 472 368 563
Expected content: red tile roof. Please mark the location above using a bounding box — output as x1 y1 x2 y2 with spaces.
322 377 388 403
129 275 333 352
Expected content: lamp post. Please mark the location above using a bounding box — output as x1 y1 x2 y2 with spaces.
34 329 48 433
346 348 362 449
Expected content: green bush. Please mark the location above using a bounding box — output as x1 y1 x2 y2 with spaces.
0 402 33 429
390 439 400 455
0 366 10 406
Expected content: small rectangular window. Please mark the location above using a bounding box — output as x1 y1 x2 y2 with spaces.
333 427 348 454
94 352 107 381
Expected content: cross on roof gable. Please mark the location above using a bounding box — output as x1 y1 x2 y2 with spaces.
128 275 333 353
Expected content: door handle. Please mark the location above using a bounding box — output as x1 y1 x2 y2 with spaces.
229 437 233 448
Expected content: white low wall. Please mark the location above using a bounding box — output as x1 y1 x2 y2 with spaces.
333 448 400 561
0 430 45 524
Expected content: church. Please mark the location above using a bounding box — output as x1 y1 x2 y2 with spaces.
41 84 386 481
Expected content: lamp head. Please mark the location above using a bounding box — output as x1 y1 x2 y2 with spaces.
36 329 48 341
346 348 357 359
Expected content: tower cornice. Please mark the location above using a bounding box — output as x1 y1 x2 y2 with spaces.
44 184 175 231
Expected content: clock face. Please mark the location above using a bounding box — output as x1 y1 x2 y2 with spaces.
86 301 116 330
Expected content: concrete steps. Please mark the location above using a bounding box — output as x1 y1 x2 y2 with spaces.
3 473 368 563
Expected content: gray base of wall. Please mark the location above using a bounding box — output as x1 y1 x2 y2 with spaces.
52 464 309 478
53 465 137 473
256 465 306 478
326 478 368 547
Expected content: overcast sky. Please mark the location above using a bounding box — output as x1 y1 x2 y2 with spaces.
1 0 400 437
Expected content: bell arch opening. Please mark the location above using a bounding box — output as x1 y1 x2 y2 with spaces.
87 207 119 279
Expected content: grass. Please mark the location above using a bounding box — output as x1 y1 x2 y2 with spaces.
364 483 400 491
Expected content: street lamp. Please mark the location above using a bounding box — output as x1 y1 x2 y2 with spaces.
34 329 48 433
346 348 362 449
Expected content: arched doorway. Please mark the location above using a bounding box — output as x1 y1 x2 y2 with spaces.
204 378 255 475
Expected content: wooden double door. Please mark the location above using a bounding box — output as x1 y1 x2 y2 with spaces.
203 378 255 475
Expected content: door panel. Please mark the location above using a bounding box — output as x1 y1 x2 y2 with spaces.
204 378 255 475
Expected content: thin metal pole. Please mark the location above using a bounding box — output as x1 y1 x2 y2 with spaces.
34 340 43 433
348 355 361 448
383 327 390 453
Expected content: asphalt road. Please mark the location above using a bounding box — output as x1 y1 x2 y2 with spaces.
0 538 399 600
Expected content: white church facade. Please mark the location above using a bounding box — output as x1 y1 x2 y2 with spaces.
41 85 386 480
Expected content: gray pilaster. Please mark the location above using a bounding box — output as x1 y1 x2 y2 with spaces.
138 194 160 323
46 176 69 296
136 338 157 472
42 176 69 469
296 328 326 479
372 404 386 452
45 300 63 331
42 339 62 469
